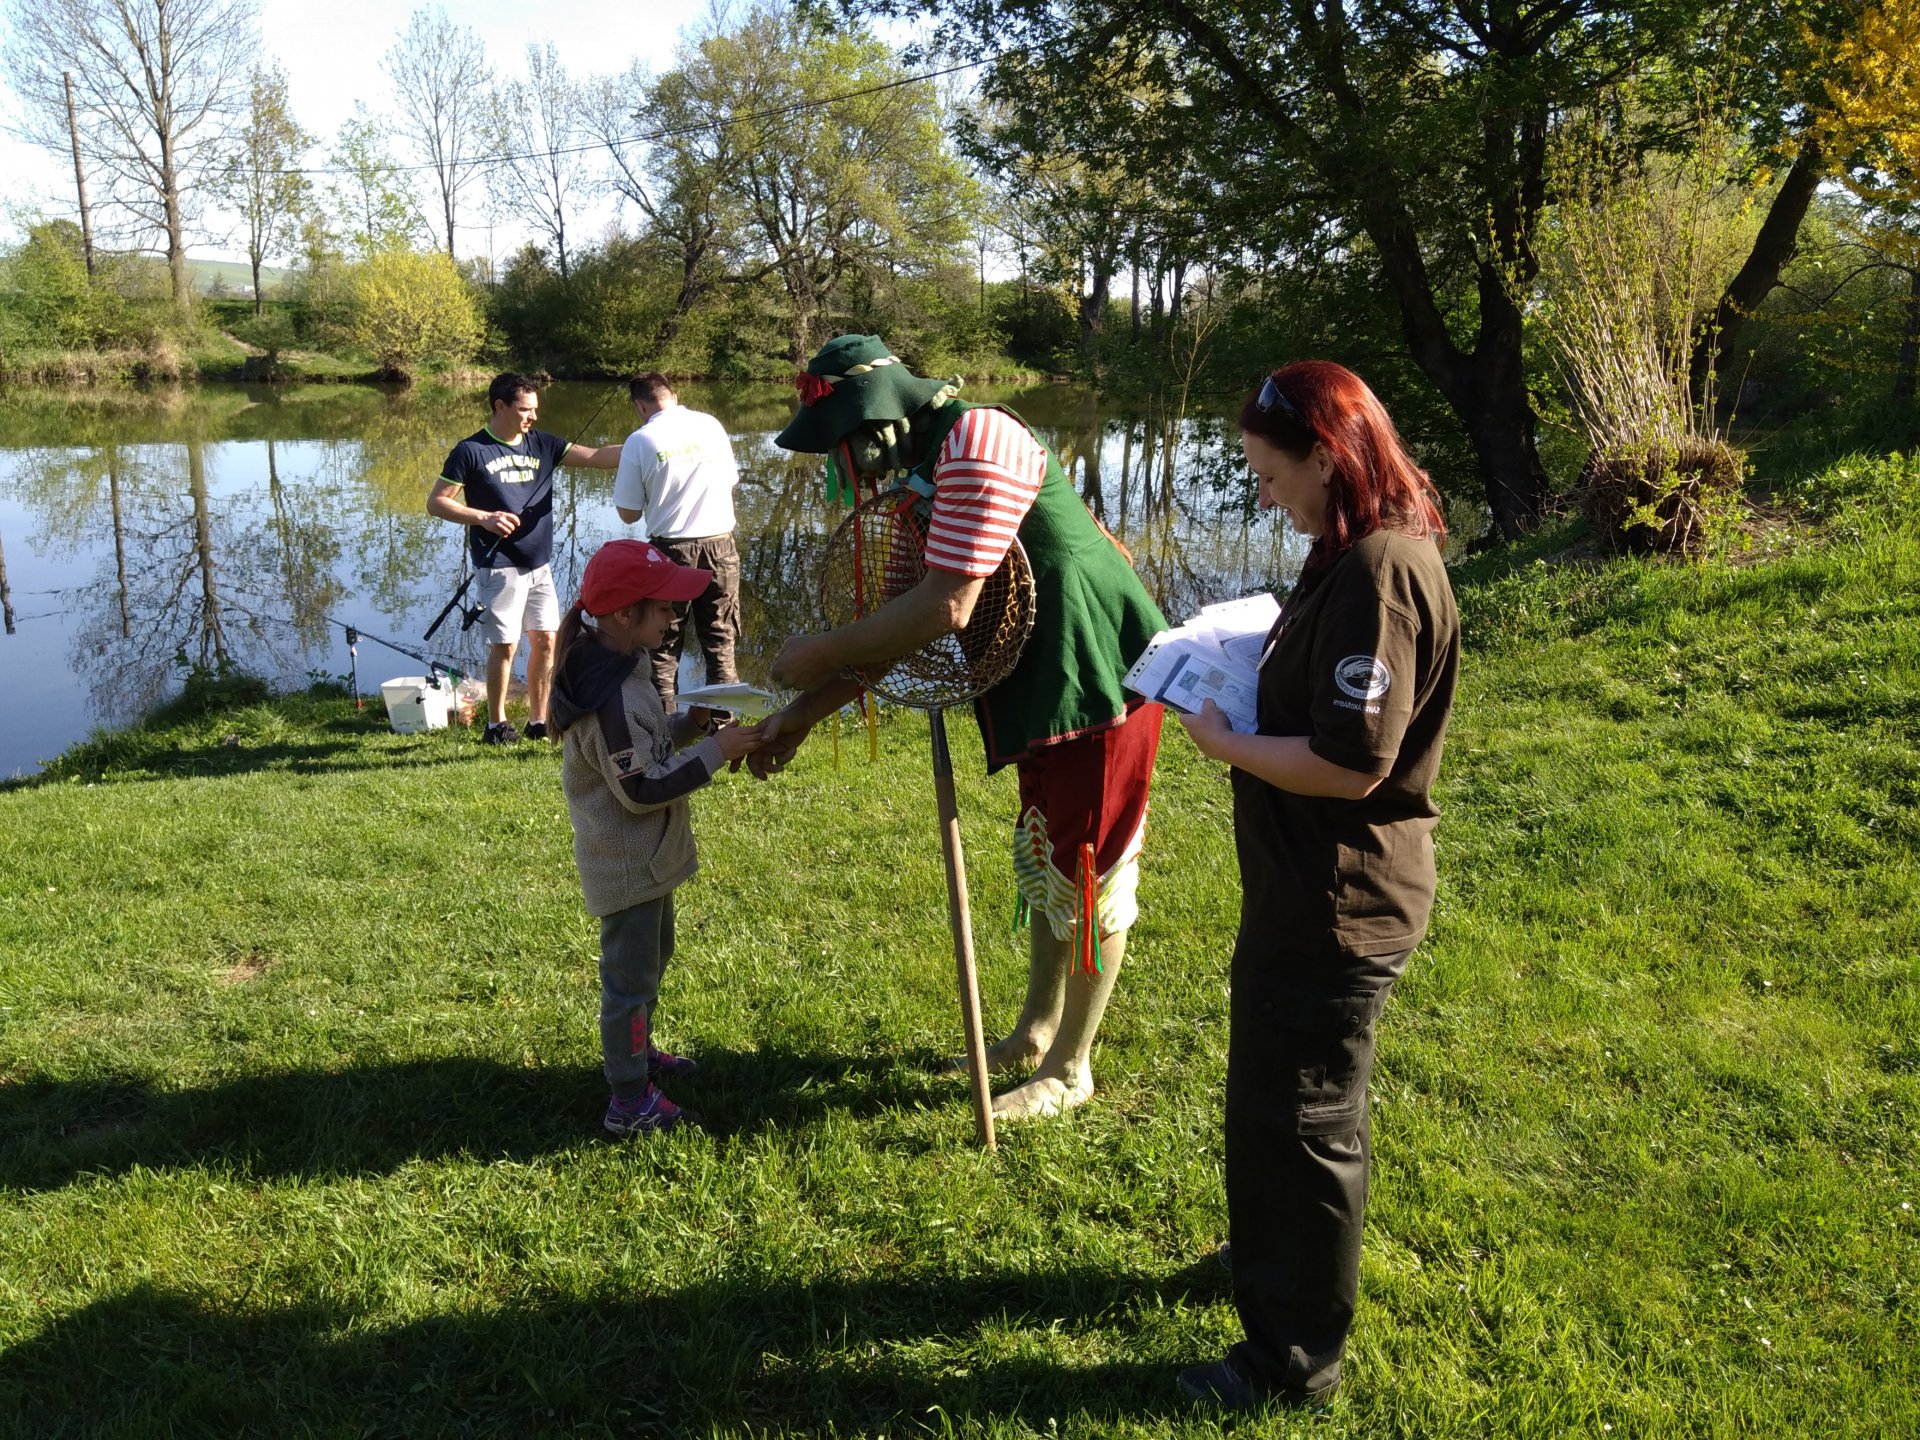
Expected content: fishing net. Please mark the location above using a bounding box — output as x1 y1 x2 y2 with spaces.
817 490 1036 709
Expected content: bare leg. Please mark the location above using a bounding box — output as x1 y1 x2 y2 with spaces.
992 927 1129 1121
944 923 1069 1076
485 640 517 724
524 629 555 726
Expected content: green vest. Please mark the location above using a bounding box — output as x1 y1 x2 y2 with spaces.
909 402 1167 771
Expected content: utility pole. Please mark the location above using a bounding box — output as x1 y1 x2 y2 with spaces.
63 72 96 276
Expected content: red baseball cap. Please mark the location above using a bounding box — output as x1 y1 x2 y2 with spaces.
579 539 710 615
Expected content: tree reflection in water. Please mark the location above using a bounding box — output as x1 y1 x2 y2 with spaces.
0 381 1296 769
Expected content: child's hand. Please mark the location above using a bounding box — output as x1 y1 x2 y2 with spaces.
685 705 712 732
714 722 766 764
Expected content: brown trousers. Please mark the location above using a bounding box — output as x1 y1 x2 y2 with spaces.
648 533 741 706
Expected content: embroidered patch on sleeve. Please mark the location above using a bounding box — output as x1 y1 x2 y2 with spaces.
1334 655 1392 700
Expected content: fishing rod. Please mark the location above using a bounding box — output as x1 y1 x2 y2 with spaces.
423 383 623 642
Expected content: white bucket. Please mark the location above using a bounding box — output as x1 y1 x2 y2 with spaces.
380 675 451 734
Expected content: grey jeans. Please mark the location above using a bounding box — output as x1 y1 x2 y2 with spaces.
649 533 741 705
598 892 676 1097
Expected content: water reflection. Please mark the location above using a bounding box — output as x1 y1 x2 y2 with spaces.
0 382 1294 776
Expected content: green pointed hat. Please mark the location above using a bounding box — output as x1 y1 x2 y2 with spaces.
774 334 952 453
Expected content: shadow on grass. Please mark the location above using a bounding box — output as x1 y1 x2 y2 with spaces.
0 1264 1221 1437
11 737 521 789
0 1046 964 1190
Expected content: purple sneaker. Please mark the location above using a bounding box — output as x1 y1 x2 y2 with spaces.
603 1085 687 1137
647 1044 698 1080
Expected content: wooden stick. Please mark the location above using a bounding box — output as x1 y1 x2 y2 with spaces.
929 707 996 1150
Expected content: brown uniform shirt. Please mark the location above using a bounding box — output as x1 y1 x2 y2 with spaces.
1230 528 1460 959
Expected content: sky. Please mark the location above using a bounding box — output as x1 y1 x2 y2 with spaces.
0 0 714 265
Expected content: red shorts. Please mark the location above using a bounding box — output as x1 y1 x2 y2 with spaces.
1011 702 1163 940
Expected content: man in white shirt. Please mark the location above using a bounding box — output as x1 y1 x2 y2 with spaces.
611 372 743 707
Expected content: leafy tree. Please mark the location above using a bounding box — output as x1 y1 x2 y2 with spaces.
326 106 422 260
221 65 312 315
347 247 482 379
3 0 257 312
1807 0 1920 403
887 0 1831 539
587 58 746 342
383 6 493 258
657 4 978 362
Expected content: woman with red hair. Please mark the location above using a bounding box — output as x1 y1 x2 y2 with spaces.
1176 361 1460 1410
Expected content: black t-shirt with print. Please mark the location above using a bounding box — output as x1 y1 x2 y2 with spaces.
440 426 570 570
1229 528 1460 960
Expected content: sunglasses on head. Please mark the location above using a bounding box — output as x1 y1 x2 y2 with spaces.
1256 375 1306 425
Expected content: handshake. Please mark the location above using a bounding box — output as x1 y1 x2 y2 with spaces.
682 704 808 780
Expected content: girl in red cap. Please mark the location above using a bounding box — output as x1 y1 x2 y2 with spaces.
549 539 765 1135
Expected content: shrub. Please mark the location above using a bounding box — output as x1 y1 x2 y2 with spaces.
347 248 483 380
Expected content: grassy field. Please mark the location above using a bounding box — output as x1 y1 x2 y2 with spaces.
1 456 1916 1438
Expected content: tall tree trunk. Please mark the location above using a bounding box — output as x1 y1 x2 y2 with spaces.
162 142 191 311
1130 263 1141 344
63 72 95 277
251 256 264 316
1690 137 1824 405
1894 266 1920 409
1080 234 1115 355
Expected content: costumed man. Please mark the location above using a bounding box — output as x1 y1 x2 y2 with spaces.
754 335 1168 1121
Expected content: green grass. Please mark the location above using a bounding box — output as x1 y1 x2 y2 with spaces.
2 458 1917 1437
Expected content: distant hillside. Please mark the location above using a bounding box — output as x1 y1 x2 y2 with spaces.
187 257 295 298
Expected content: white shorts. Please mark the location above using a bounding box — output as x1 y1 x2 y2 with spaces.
473 563 559 646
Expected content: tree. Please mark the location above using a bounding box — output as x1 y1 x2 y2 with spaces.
1806 0 1920 404
221 65 312 314
3 0 257 312
898 0 1828 540
587 59 746 339
383 6 493 258
347 247 483 378
326 106 422 260
491 41 589 279
656 5 977 362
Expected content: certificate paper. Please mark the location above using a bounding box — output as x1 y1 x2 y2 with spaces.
1122 593 1279 733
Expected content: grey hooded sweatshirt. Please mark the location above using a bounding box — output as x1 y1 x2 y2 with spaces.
550 635 727 916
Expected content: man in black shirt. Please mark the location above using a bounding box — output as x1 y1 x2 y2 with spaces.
428 373 622 743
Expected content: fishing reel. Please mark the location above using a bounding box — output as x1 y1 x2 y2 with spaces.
458 602 486 632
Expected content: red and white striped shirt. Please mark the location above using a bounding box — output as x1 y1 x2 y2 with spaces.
924 407 1047 576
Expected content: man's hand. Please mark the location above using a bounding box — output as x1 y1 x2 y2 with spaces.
741 704 813 778
770 634 839 693
480 510 519 537
1175 699 1232 760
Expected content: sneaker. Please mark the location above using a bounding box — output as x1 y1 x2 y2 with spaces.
1215 1241 1233 1273
481 721 521 745
603 1085 687 1137
647 1044 698 1079
523 721 548 741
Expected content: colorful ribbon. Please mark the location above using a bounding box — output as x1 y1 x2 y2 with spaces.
1075 841 1103 976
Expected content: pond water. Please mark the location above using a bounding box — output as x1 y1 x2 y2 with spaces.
0 381 1302 778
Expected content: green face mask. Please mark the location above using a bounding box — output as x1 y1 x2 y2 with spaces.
845 419 914 478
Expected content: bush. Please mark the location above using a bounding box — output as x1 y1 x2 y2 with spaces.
347 249 483 380
1579 437 1747 557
